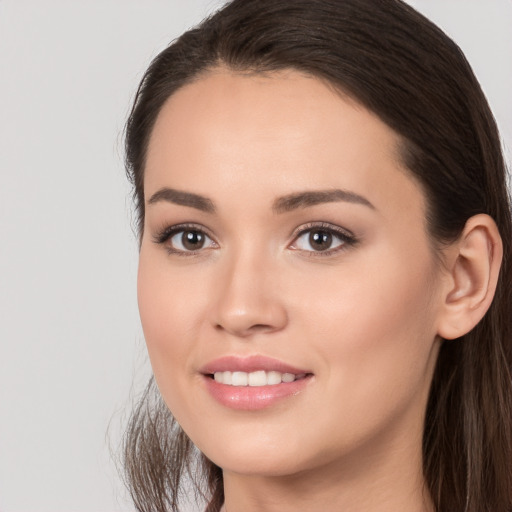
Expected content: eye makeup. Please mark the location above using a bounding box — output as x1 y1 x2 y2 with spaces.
152 219 359 258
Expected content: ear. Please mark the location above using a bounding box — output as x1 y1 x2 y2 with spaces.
437 214 503 340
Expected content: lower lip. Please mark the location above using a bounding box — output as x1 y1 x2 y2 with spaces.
203 375 312 410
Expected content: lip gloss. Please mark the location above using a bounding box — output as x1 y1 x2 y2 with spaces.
200 355 313 410
203 375 312 410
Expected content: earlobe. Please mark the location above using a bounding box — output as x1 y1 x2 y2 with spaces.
437 214 503 340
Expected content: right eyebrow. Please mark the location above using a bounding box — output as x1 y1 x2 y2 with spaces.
147 187 216 213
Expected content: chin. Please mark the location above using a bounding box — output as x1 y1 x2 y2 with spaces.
187 421 309 477
207 449 307 478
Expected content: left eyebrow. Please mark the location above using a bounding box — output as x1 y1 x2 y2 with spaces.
272 189 375 213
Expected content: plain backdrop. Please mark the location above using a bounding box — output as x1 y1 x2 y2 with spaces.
0 1 510 511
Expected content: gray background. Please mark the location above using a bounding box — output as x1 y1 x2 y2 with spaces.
0 1 510 511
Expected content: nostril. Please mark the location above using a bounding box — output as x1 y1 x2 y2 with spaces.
251 324 273 331
214 322 276 334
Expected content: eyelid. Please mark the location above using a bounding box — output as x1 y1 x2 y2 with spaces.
152 222 218 254
288 221 358 255
151 221 357 256
290 221 355 240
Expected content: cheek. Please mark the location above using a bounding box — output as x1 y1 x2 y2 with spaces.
294 247 440 400
137 250 207 384
137 254 215 432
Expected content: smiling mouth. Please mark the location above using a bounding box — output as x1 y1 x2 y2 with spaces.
209 370 310 386
202 360 313 409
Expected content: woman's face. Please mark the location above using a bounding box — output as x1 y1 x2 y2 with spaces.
138 69 445 477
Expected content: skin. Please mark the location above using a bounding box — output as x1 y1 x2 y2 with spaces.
138 69 453 512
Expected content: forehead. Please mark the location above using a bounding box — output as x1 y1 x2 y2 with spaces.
144 69 425 220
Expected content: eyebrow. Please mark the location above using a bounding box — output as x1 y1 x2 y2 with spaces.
147 187 216 213
146 187 374 214
272 189 375 213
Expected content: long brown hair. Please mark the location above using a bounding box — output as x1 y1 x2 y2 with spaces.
122 1 512 510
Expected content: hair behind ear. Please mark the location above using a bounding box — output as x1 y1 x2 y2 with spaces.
424 216 512 512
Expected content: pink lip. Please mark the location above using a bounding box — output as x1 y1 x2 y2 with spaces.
200 355 310 375
200 355 313 411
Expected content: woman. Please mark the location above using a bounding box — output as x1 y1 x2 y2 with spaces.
122 0 512 511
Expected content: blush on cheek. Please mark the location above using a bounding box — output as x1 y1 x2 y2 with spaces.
310 255 438 385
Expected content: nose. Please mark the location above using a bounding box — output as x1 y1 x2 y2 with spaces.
211 251 288 338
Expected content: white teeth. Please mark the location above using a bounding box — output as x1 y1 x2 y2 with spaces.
267 371 282 385
231 371 248 386
215 371 232 384
212 370 303 386
248 370 267 387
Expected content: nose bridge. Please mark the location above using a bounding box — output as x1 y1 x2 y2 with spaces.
212 239 287 337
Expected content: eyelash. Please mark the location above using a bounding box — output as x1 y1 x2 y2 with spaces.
152 222 358 257
152 223 217 256
290 222 358 257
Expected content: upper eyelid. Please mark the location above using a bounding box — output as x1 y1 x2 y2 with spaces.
290 221 355 239
152 222 217 244
152 220 356 247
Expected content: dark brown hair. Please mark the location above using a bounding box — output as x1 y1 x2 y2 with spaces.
122 1 512 511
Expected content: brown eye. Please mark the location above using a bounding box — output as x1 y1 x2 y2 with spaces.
181 230 205 250
290 224 355 255
308 230 333 251
166 229 215 253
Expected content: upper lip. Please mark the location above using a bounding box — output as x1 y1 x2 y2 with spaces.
200 355 311 375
